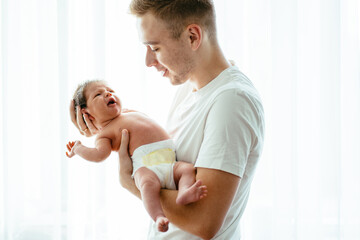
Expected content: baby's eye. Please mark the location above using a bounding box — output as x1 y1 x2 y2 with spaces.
95 93 101 98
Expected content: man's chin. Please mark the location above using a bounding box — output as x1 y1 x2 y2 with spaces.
169 80 181 86
169 76 187 86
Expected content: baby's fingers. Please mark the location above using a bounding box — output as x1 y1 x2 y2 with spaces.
66 151 73 158
66 142 73 151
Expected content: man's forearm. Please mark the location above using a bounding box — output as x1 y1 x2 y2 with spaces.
119 170 141 199
159 168 241 240
160 189 209 237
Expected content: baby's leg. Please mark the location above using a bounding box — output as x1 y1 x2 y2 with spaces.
173 162 208 205
134 167 169 232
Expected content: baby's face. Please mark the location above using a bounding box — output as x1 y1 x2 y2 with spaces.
84 82 122 121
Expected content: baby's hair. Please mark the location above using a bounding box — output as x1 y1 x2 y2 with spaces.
73 79 106 113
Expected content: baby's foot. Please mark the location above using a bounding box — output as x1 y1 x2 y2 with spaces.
176 180 208 205
156 216 169 232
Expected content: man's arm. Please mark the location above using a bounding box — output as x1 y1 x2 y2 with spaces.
160 168 240 239
118 129 240 239
118 129 141 198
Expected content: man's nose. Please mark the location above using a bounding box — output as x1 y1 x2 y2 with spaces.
145 46 158 67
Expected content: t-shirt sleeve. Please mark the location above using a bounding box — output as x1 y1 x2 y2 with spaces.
194 89 259 177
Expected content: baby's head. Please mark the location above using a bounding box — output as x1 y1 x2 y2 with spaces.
73 79 102 110
73 80 122 128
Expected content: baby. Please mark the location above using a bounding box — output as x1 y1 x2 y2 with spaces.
66 80 207 232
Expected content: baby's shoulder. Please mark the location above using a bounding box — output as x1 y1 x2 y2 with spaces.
125 111 148 119
96 129 113 142
98 118 122 139
124 112 153 125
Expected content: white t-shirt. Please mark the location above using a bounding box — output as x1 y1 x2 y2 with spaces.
148 66 265 239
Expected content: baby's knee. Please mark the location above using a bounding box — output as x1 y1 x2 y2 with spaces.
175 161 196 175
135 168 160 190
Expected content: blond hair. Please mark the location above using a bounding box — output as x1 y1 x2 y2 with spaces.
129 0 217 42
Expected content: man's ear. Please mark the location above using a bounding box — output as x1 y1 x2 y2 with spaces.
186 24 202 50
81 108 95 121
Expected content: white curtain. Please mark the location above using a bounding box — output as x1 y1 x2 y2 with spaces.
0 0 359 239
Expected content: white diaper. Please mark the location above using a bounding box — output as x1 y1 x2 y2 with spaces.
131 139 176 189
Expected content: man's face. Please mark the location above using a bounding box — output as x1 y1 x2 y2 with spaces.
138 13 195 85
84 82 122 121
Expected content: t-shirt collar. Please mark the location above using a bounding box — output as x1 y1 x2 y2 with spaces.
191 65 238 96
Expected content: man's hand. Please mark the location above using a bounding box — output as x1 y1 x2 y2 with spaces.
66 140 81 158
118 129 141 198
69 100 98 137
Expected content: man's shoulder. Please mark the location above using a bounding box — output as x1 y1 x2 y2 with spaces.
208 71 264 120
218 68 262 105
209 81 256 106
212 66 253 93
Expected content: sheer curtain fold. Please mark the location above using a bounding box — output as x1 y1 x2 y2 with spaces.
340 1 360 239
1 0 359 239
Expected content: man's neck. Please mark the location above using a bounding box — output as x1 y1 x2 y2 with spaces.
189 42 231 91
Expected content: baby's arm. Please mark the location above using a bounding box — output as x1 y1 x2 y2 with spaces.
66 137 112 162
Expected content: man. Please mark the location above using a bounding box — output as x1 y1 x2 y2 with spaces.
71 0 264 239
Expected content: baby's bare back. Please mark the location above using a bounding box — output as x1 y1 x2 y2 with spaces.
98 112 170 155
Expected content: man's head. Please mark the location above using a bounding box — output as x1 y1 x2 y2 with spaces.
73 80 122 125
129 0 217 42
129 0 219 87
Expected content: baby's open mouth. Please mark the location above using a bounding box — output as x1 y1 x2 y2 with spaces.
107 98 116 106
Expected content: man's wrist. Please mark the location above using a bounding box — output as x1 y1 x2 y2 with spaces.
119 169 132 188
119 170 141 198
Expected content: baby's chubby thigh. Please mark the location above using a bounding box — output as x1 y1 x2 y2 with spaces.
134 167 162 191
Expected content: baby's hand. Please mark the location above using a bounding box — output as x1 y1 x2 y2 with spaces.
66 140 81 158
